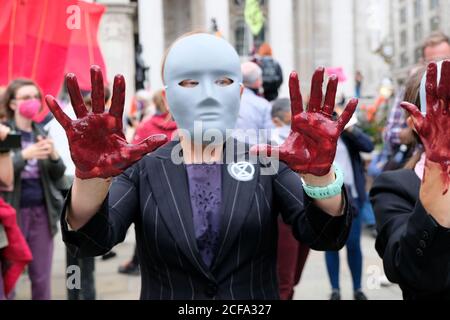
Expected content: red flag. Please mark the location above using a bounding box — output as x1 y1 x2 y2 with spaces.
65 1 107 91
0 0 77 121
0 0 107 122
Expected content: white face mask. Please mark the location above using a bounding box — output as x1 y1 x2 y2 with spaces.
163 34 243 145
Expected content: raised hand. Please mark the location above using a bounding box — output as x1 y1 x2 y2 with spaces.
252 67 357 176
401 61 450 193
0 123 10 141
21 139 52 160
45 66 168 179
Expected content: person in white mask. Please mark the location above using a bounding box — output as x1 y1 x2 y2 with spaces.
47 32 359 300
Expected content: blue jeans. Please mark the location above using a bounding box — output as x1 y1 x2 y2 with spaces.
360 198 376 226
325 212 362 291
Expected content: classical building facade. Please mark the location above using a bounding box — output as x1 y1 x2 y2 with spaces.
390 0 450 84
95 0 392 108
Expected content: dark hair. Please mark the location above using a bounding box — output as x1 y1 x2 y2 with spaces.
403 66 426 170
0 78 41 120
271 98 291 119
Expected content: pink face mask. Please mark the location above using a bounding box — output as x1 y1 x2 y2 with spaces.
18 99 41 120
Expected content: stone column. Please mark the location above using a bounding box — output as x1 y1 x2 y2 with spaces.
138 0 165 91
330 0 355 97
293 0 316 94
190 0 206 30
268 0 294 98
97 0 136 111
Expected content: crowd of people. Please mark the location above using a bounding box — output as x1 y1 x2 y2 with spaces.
0 30 448 301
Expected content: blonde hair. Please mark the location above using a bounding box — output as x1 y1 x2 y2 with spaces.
160 30 209 84
152 89 167 113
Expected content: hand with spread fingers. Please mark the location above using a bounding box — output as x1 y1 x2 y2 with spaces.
252 67 358 177
45 65 168 179
401 60 450 194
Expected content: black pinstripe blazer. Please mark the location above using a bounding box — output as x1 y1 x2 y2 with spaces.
62 140 353 300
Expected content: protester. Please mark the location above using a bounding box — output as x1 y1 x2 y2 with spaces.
257 43 283 101
383 32 450 167
1 79 66 300
371 61 450 299
46 33 357 300
270 98 291 145
132 89 177 143
270 98 311 300
46 88 111 300
325 106 374 300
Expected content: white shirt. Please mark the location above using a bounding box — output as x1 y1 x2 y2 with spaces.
44 102 76 178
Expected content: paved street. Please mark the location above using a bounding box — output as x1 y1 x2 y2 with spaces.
293 228 402 300
15 227 402 300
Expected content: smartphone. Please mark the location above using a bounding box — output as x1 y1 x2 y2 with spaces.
0 133 22 152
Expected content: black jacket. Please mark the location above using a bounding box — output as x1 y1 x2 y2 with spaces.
258 56 283 101
62 140 353 300
370 169 450 300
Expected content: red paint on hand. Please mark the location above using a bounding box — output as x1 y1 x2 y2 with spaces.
251 68 358 176
45 65 168 179
401 61 450 194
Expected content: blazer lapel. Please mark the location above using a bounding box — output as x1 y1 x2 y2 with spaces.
147 142 212 279
211 140 259 271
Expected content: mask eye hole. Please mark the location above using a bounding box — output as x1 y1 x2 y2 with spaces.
178 79 199 88
215 77 234 87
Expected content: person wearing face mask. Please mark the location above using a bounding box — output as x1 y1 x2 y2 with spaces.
270 98 292 145
326 106 374 300
1 79 66 300
47 32 358 300
371 61 450 299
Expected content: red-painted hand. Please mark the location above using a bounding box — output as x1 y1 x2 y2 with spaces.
401 61 450 192
252 67 357 176
45 66 168 179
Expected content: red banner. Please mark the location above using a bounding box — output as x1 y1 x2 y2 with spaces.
64 1 107 91
0 0 107 121
0 0 76 94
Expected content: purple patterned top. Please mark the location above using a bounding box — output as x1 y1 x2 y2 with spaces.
185 164 222 268
19 130 44 208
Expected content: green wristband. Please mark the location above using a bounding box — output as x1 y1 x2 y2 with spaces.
301 164 344 200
